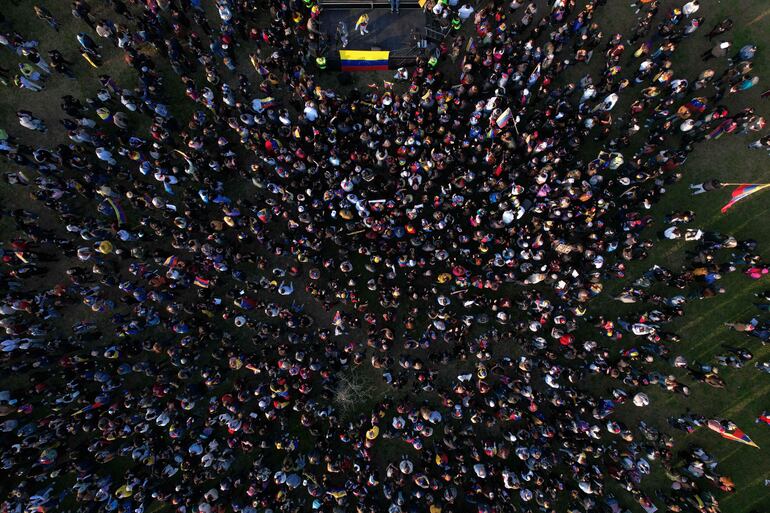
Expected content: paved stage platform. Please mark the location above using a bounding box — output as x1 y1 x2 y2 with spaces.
319 7 427 53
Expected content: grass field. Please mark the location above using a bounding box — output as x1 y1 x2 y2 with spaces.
562 2 770 512
1 1 770 512
581 1 770 512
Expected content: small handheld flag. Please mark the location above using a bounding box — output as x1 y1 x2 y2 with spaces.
259 97 276 109
194 276 210 288
496 107 512 128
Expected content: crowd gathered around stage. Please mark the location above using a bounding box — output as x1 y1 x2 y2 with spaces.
1 0 770 512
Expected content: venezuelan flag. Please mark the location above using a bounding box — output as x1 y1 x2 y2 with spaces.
721 183 770 213
719 427 760 448
339 50 389 72
707 419 760 448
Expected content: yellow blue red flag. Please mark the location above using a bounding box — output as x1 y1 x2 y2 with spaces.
339 50 389 72
721 183 770 213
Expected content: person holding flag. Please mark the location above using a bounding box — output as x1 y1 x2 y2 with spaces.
689 178 723 195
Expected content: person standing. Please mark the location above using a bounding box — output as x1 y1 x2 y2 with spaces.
21 47 50 74
701 41 730 61
390 0 400 14
71 0 96 29
48 50 75 78
706 18 732 40
355 13 369 36
14 74 44 92
682 0 700 17
16 110 47 132
736 44 757 61
336 21 349 48
748 135 770 150
306 15 322 50
33 5 59 31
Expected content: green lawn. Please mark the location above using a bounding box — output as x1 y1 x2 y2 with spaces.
568 2 770 512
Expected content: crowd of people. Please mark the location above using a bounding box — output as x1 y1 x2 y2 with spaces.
0 1 768 513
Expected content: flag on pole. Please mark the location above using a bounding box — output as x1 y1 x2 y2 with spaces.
173 148 190 160
73 401 105 416
721 183 770 213
106 198 127 225
164 255 179 268
527 64 541 87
